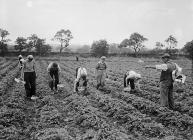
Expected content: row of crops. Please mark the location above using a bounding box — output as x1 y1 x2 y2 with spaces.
0 57 193 139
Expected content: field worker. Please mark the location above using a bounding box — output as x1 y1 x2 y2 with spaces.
47 62 61 91
76 56 79 61
21 55 38 100
74 66 88 92
18 55 24 71
18 55 25 80
95 56 107 89
123 70 141 92
145 53 177 109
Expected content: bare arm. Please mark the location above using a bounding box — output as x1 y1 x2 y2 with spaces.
21 67 24 79
95 63 99 75
145 65 156 69
33 61 38 78
47 69 53 80
20 59 25 79
33 60 37 72
58 64 61 78
145 64 168 71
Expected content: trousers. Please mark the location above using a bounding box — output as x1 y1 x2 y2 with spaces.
96 70 106 87
123 74 135 89
49 70 59 90
24 71 36 97
160 81 174 109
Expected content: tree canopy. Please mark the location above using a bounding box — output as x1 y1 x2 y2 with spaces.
14 37 27 53
0 28 10 56
183 40 193 59
120 32 148 56
165 35 177 53
90 39 109 57
53 29 73 53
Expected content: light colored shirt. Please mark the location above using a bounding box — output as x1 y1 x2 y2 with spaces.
47 62 61 72
155 62 177 72
156 62 181 79
158 61 176 82
76 67 87 80
155 64 168 71
96 61 107 70
126 70 141 80
22 59 36 72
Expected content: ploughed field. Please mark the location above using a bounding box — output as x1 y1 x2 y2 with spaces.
0 56 193 140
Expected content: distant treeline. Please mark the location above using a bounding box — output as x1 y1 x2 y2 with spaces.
0 51 188 59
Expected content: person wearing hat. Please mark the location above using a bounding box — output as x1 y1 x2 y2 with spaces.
21 55 38 100
18 55 25 80
145 53 177 109
18 55 24 71
47 62 61 91
95 56 107 89
74 66 88 92
123 70 142 92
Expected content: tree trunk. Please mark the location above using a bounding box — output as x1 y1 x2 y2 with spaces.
134 47 137 57
60 43 63 54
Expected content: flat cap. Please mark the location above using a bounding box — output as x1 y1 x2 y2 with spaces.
101 56 106 59
161 53 170 58
18 55 23 58
27 55 34 60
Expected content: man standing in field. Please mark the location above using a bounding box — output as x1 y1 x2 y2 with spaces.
145 53 177 109
95 56 107 89
21 55 38 100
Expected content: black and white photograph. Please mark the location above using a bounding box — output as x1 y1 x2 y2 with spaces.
0 0 193 139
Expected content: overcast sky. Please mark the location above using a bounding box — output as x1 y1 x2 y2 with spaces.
1 0 193 48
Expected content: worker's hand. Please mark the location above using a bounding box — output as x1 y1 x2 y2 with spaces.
35 73 38 79
20 77 24 81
